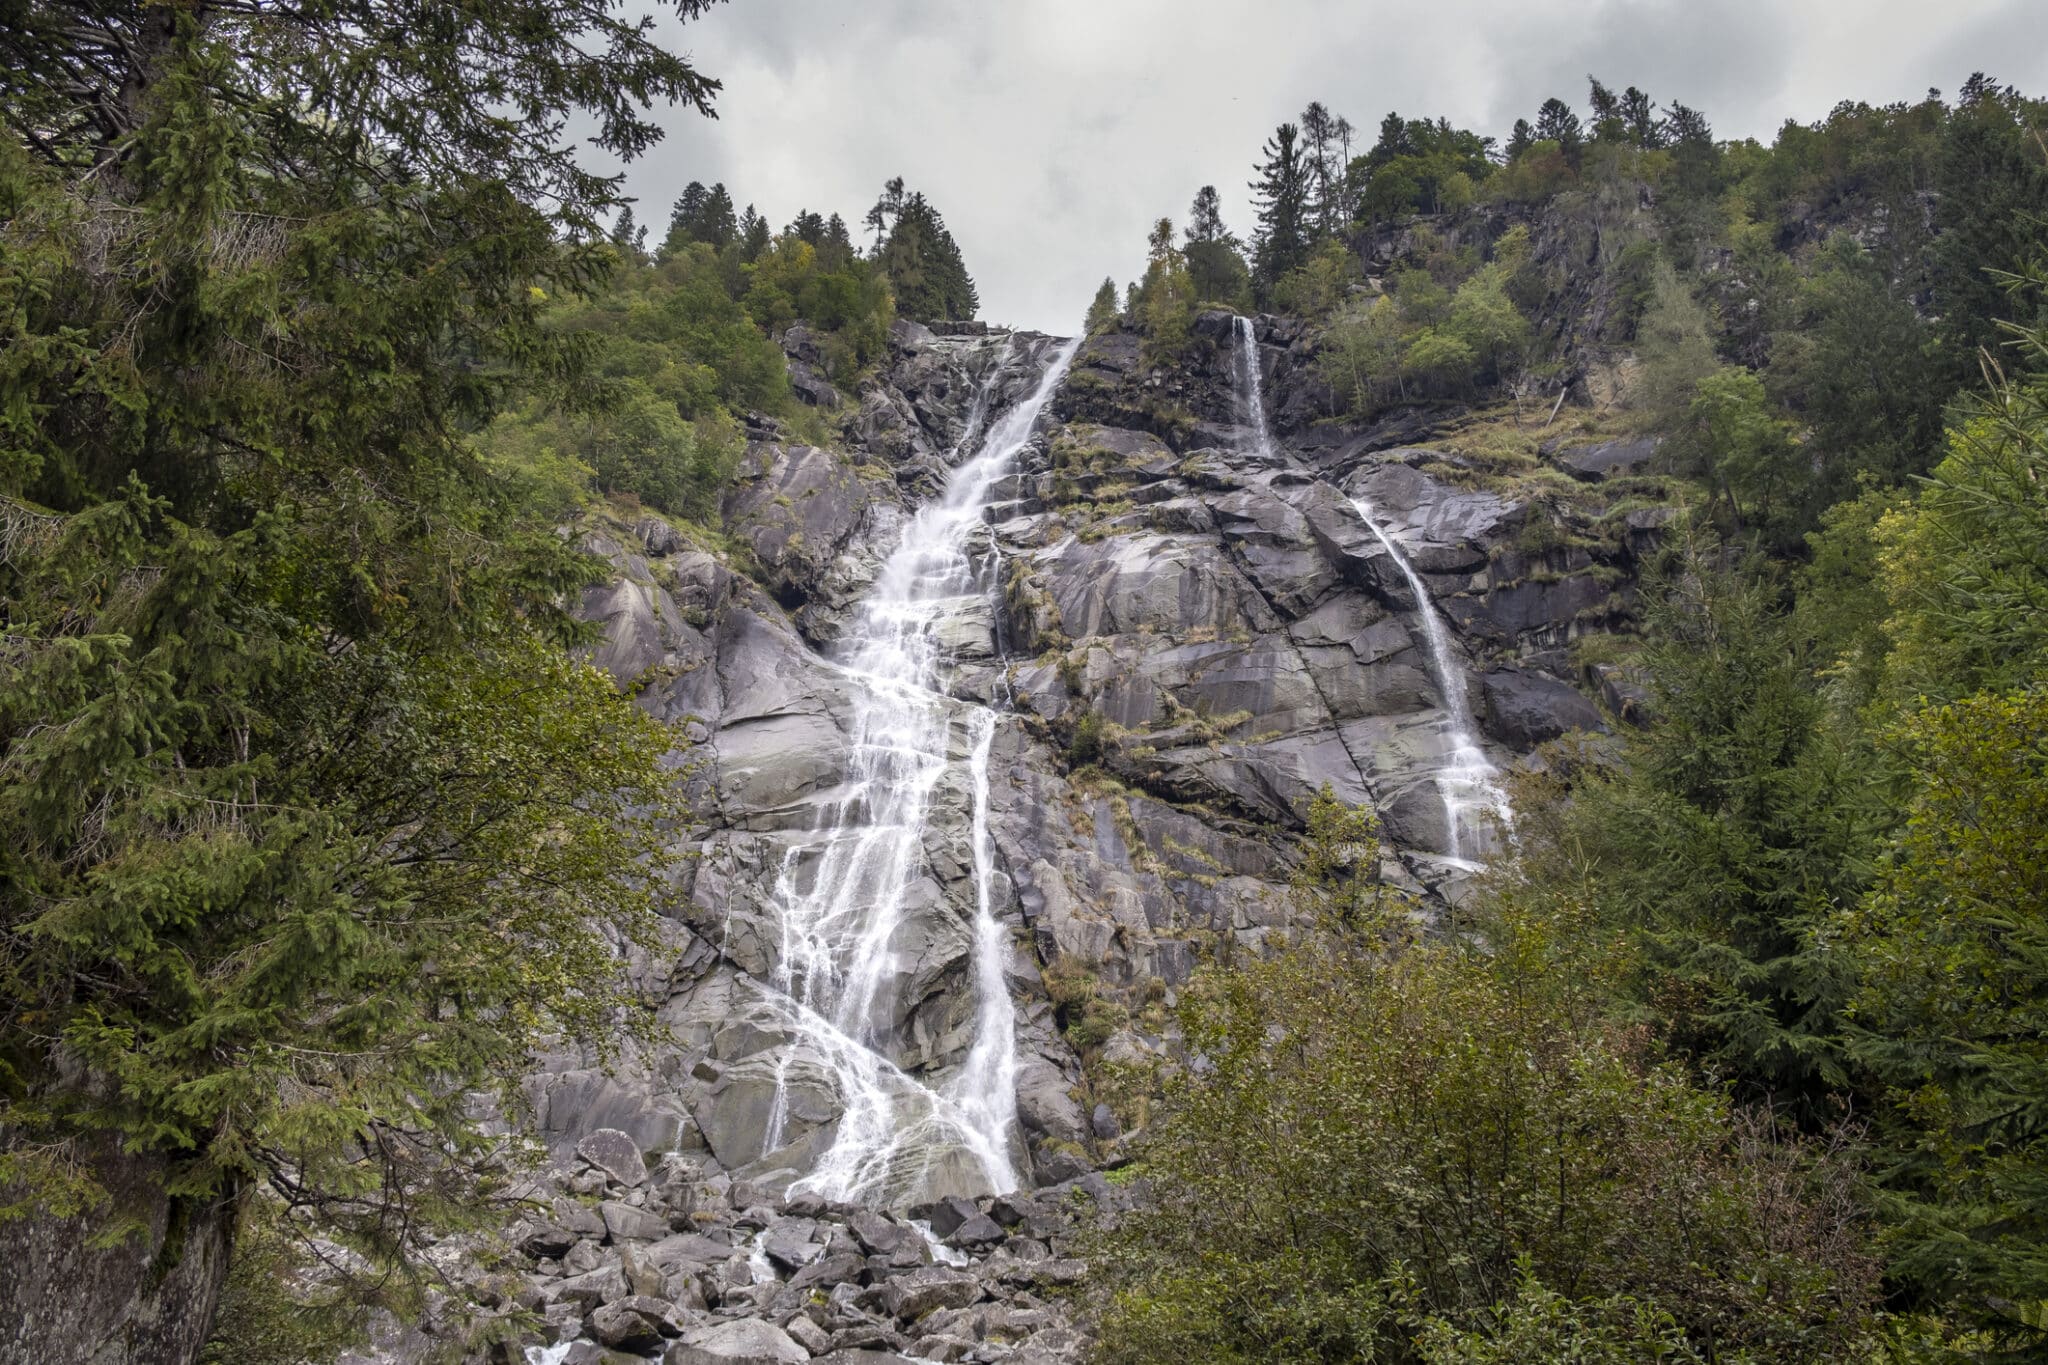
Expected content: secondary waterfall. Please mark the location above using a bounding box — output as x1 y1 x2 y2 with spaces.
1230 316 1504 863
1233 315 1276 459
1344 499 1505 862
763 335 1079 1207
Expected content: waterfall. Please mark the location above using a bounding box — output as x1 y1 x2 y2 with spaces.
1229 316 1504 863
1344 497 1506 863
1234 315 1276 460
764 336 1080 1206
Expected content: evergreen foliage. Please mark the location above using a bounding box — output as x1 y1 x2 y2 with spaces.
1184 184 1255 308
875 182 979 322
1085 277 1121 334
1250 122 1313 294
0 0 723 1331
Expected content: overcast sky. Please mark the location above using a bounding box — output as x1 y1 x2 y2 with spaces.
612 0 2048 334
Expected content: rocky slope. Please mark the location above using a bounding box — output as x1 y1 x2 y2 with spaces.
436 310 1677 1363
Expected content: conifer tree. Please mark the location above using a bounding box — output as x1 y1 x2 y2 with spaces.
1506 117 1535 160
610 203 649 256
694 181 739 246
1535 96 1585 166
879 186 979 322
1184 185 1253 308
1301 100 1344 235
1086 277 1121 333
738 202 771 259
669 179 711 250
1250 121 1312 294
0 0 724 1345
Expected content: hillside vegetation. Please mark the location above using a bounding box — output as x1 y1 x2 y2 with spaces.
1088 75 2048 1362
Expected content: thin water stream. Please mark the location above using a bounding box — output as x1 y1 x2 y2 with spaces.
1232 316 1505 861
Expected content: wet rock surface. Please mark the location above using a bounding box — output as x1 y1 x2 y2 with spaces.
361 318 1671 1362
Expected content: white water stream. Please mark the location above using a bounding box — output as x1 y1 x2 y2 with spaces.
759 336 1079 1207
1232 317 1505 862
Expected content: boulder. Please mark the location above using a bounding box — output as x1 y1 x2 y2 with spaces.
942 1213 1006 1250
577 1128 650 1188
590 1295 685 1351
1480 669 1607 748
875 1265 983 1320
1552 436 1659 481
665 1318 810 1364
550 1263 628 1311
600 1200 671 1243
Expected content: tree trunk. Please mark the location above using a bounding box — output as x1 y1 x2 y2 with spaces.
0 1136 236 1365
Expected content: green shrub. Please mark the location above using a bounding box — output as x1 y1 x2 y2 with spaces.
1090 896 1878 1364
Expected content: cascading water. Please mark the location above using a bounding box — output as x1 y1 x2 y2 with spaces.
760 336 1079 1207
1230 316 1505 863
1234 315 1276 460
1343 501 1506 862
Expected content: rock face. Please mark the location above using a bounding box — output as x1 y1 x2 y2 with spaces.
0 1138 235 1365
437 314 1671 1363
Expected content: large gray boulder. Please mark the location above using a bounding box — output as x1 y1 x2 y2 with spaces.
1481 669 1607 748
665 1317 810 1364
1551 436 1659 481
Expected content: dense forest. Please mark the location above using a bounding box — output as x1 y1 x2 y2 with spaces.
1087 76 2048 1363
2 3 2047 1363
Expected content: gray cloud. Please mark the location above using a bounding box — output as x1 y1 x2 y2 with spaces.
610 0 2048 333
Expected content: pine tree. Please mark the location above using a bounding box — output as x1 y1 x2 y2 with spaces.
787 208 827 244
0 0 720 1339
880 188 979 322
695 181 738 247
1930 74 2048 385
738 202 771 260
1621 86 1663 147
1086 277 1121 333
1186 184 1230 243
610 204 648 256
865 174 906 250
1184 185 1253 309
1506 118 1535 160
1250 121 1312 294
1535 97 1584 167
1138 216 1195 359
664 180 713 254
1301 100 1343 235
1508 547 1872 1118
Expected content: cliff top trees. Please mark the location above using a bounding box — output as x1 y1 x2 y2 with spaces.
668 179 739 251
1250 121 1312 296
871 179 979 322
1535 96 1586 166
1086 277 1120 333
1351 113 1496 224
1136 216 1195 361
1183 185 1253 309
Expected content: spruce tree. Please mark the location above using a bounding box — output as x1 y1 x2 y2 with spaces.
1186 184 1230 243
1535 97 1585 166
880 188 979 322
0 0 720 1339
693 181 739 247
669 179 712 251
1184 185 1253 308
1086 277 1121 333
1506 118 1535 160
1250 121 1312 295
